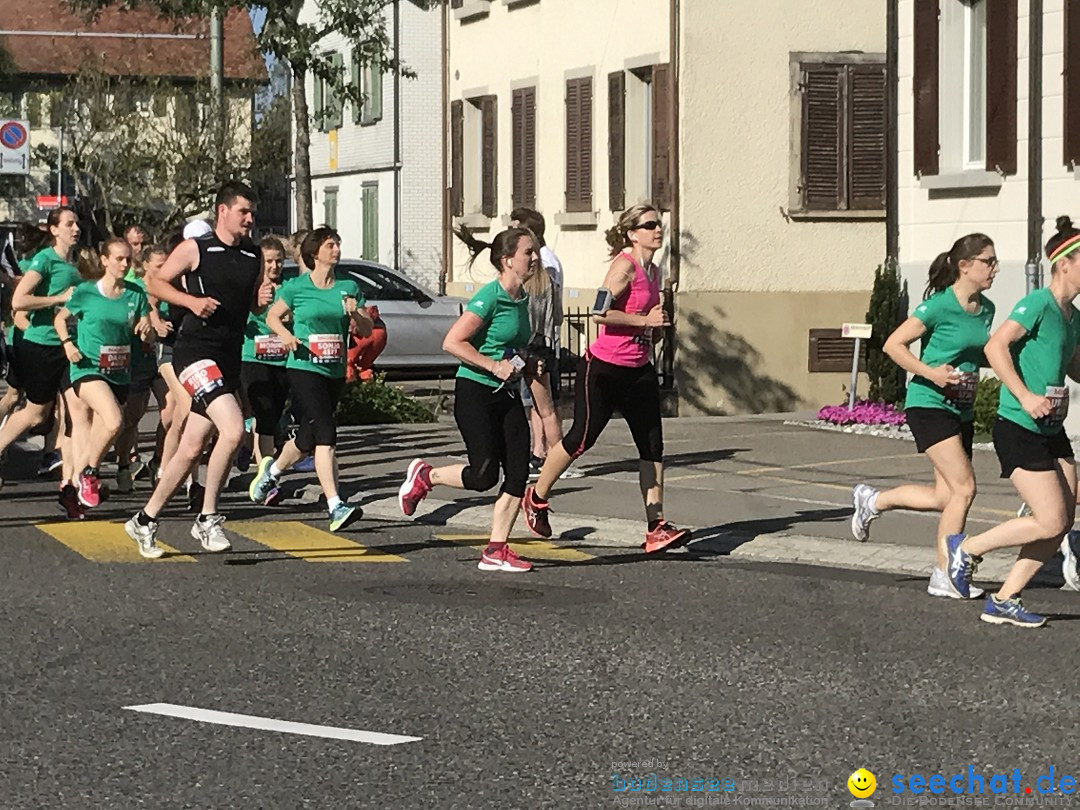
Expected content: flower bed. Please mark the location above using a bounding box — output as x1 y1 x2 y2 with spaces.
817 399 906 427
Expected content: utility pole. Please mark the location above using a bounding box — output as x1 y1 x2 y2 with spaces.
209 4 225 177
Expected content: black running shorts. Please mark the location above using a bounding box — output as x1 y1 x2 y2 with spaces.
993 417 1074 478
904 407 974 458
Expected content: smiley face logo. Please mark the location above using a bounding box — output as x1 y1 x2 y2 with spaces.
848 769 876 799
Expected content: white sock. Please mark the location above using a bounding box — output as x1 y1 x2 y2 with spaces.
867 491 880 514
269 462 283 478
327 495 343 512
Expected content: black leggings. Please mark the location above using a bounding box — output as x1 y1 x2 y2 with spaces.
243 362 289 435
561 353 663 462
454 377 529 498
288 368 345 453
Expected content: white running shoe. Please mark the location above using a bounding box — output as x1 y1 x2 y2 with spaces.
850 484 880 542
1061 531 1080 591
928 566 984 599
1017 502 1031 518
191 514 231 552
125 515 164 559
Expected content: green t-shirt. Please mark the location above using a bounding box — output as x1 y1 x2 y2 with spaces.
904 288 995 419
998 288 1080 435
241 287 287 367
455 279 531 389
22 248 81 347
66 280 149 386
125 275 158 376
279 274 363 379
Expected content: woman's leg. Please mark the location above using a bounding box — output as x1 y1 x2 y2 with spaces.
924 438 977 570
62 389 91 479
77 380 124 471
529 374 562 456
0 400 50 458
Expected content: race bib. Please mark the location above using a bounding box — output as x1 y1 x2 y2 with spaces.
254 334 287 361
945 371 979 410
632 331 655 347
308 333 344 365
1043 385 1070 428
179 359 225 400
98 344 131 374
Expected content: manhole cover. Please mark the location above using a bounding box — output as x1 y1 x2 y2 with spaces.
312 580 611 608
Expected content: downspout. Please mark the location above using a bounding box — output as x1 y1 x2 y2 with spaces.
439 0 449 295
393 0 402 271
886 0 899 262
662 0 680 398
1027 0 1043 292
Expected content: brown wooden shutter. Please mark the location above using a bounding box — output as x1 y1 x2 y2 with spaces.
512 87 536 208
1066 0 1080 165
849 64 886 210
608 71 625 212
651 63 672 210
985 0 1017 174
565 77 593 213
451 100 463 217
913 0 940 176
481 95 497 217
801 64 843 210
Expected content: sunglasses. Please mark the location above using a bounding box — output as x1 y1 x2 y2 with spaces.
971 256 998 269
631 220 662 231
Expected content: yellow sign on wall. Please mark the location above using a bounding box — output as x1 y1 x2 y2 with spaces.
328 130 338 171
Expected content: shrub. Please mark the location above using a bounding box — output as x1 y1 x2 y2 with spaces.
973 377 1001 436
865 258 908 405
335 375 437 425
818 399 906 426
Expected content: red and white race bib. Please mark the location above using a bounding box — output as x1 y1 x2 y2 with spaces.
179 359 225 400
254 334 287 361
98 345 131 374
1044 385 1070 428
946 371 979 410
308 333 344 365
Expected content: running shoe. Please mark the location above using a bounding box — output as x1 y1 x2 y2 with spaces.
77 468 101 509
249 457 279 504
1017 502 1031 518
945 533 981 600
116 466 134 494
128 456 147 481
398 458 433 517
477 544 532 573
294 454 316 473
191 513 231 552
528 455 543 480
187 481 205 513
38 451 62 477
235 443 253 473
980 594 1047 628
328 502 361 532
559 463 584 480
58 484 85 521
850 483 879 542
125 514 163 559
927 566 984 599
1061 530 1080 591
521 485 552 538
644 521 691 554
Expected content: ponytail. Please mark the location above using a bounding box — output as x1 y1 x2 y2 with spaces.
454 224 533 272
76 246 101 281
923 233 994 300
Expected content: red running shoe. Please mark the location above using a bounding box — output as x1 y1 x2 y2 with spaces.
521 485 552 538
77 469 101 509
644 521 690 554
58 484 85 521
477 544 533 573
398 458 433 517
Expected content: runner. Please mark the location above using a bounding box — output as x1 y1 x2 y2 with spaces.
850 234 997 599
945 216 1080 627
247 227 370 531
240 235 289 467
124 182 271 558
0 208 81 498
396 226 540 572
54 238 151 510
519 204 689 553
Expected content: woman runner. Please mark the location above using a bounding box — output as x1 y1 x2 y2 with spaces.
946 216 1080 627
850 234 997 599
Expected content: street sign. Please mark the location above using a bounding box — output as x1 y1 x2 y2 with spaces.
0 119 30 175
36 195 70 210
842 323 873 339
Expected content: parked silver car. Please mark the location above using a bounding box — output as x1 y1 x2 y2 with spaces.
283 260 466 373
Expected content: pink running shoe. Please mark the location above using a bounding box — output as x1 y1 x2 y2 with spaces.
477 544 533 573
398 458 433 517
77 469 101 509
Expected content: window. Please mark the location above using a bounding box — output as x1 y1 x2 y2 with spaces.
352 52 383 126
49 94 66 128
609 64 672 211
26 94 42 128
362 183 379 261
941 0 986 169
313 52 344 133
451 95 497 219
511 86 536 209
323 187 338 229
794 56 885 212
565 76 593 213
340 263 417 301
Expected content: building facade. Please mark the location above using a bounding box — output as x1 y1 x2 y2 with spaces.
299 0 443 291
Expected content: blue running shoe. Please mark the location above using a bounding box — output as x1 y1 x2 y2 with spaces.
248 456 279 504
980 594 1046 628
329 502 361 532
295 454 316 473
235 443 253 473
945 533 981 599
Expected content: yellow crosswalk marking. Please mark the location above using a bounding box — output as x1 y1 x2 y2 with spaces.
436 533 595 562
36 522 195 563
229 521 407 563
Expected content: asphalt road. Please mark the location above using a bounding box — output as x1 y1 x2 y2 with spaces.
2 461 1080 809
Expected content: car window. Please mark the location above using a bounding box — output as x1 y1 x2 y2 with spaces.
337 264 418 301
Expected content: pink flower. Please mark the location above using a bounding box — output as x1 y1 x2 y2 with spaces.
817 400 907 426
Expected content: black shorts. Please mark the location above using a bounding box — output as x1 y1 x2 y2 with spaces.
172 348 241 417
61 369 129 405
993 417 1074 478
129 358 158 394
14 337 67 406
242 361 290 435
288 368 345 452
904 407 974 458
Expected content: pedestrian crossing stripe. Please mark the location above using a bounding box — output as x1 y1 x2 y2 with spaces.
36 522 196 563
435 533 595 562
228 521 407 563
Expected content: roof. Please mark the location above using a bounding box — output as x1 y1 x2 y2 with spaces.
0 2 266 82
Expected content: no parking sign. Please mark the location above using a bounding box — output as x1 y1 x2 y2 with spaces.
0 119 30 175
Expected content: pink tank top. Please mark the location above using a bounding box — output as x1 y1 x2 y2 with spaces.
589 253 661 368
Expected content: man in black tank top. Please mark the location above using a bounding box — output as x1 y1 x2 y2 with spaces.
125 181 273 558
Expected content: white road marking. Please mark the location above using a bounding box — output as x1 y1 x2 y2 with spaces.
122 703 422 745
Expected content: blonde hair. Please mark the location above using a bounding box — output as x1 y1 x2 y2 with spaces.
604 204 658 259
76 246 102 280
